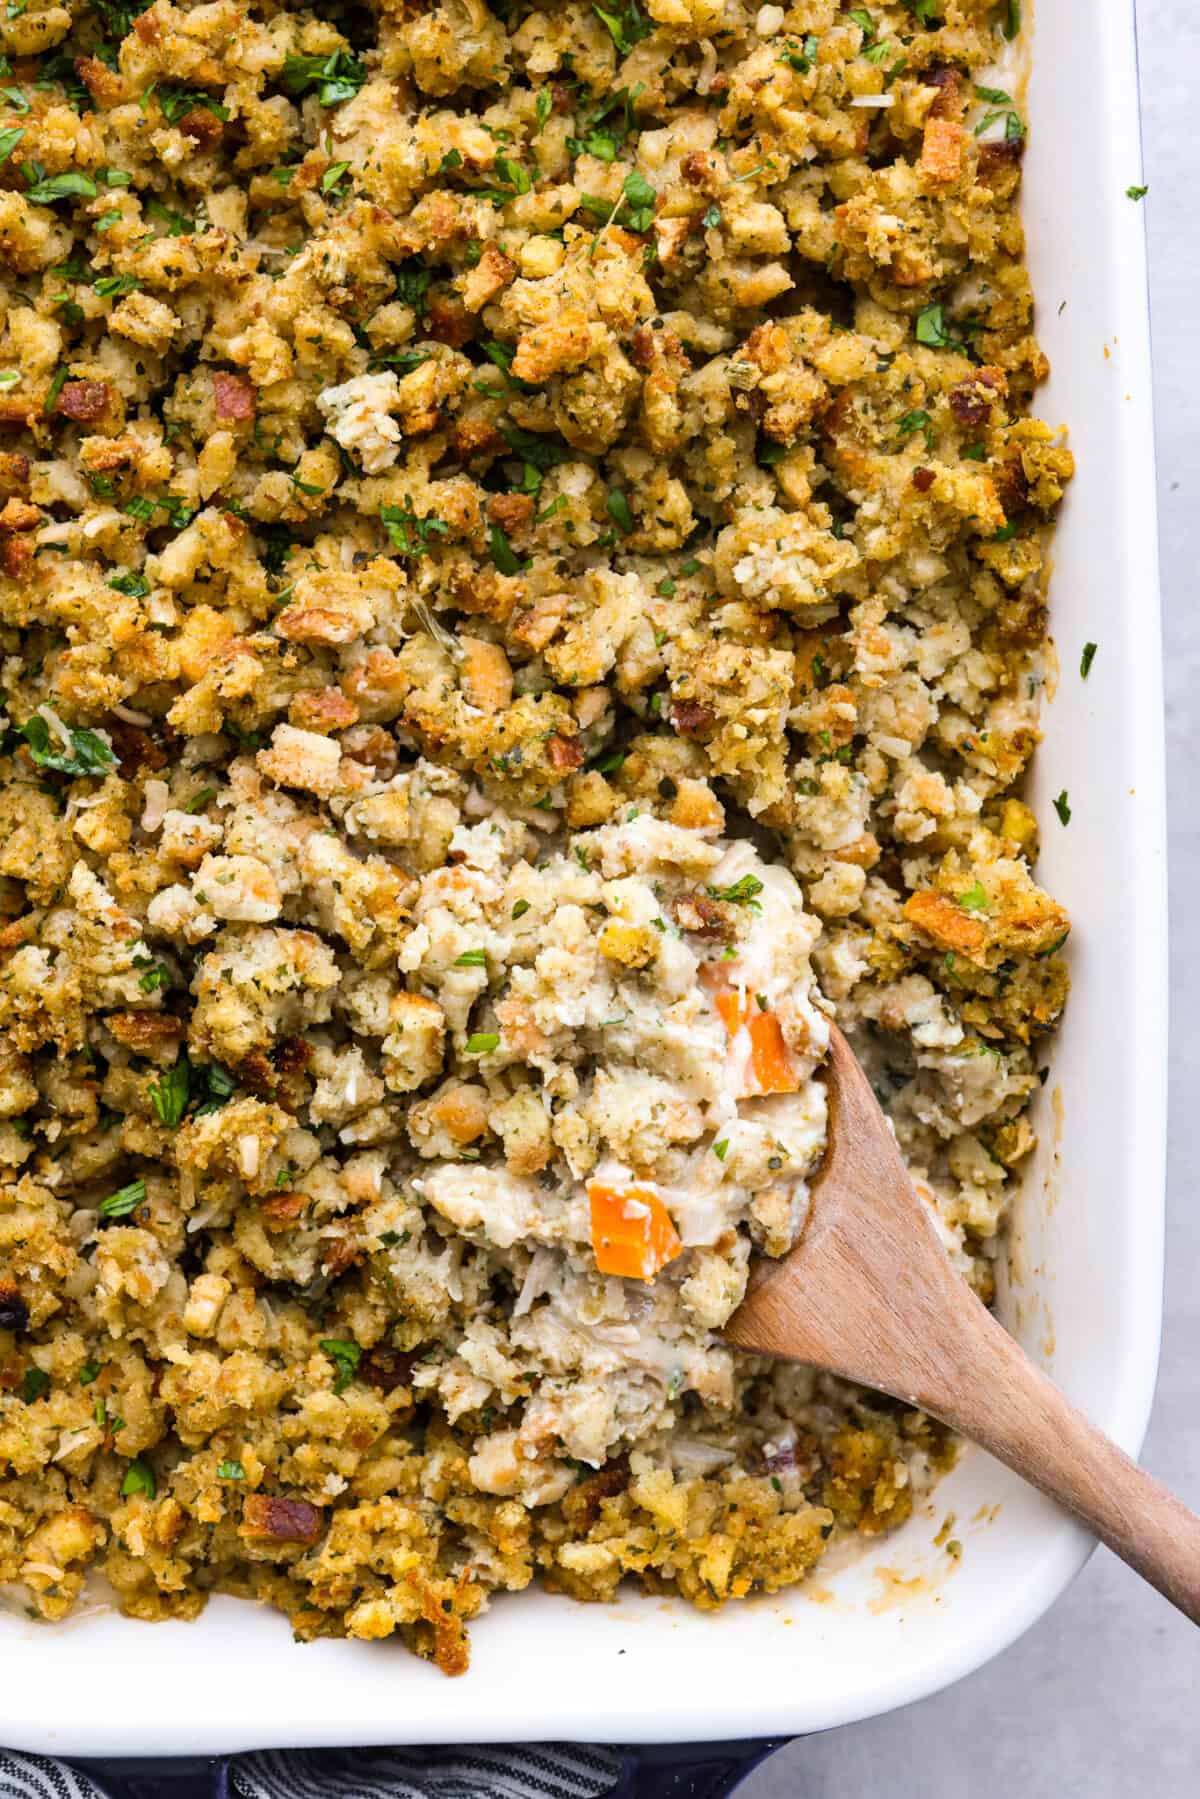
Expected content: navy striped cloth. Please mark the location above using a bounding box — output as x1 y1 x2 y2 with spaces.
0 1739 783 1799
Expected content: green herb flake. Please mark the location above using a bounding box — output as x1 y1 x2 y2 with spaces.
108 570 150 596
454 949 487 967
1053 790 1071 826
149 1060 189 1129
488 523 521 575
0 123 23 162
319 1338 362 1394
592 0 654 56
99 1178 147 1219
465 1031 500 1055
381 500 449 558
779 34 820 72
606 489 635 535
1126 184 1148 201
896 407 934 450
23 169 97 203
957 881 988 913
21 1366 49 1403
217 1459 245 1480
706 874 764 909
713 1138 730 1161
279 50 367 108
622 169 656 231
121 1457 156 1500
915 303 961 351
511 900 531 920
44 365 69 414
1080 641 1097 679
19 714 115 778
94 271 138 297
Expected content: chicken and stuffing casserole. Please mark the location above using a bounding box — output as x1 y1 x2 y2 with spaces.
0 0 1074 1673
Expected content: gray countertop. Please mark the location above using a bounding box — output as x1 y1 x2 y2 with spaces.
749 7 1200 1792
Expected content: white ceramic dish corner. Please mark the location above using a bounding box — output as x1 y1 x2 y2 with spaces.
0 0 1166 1756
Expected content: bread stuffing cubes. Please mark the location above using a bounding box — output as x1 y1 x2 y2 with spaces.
0 0 1070 1671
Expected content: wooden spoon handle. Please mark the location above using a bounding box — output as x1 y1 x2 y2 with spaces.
932 1303 1200 1624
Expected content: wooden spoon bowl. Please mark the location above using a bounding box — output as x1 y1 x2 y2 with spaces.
722 1024 1200 1623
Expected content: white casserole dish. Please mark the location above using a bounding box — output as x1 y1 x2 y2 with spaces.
0 0 1165 1755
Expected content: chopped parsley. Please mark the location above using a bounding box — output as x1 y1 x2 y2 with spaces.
148 1060 190 1129
453 949 487 967
896 408 934 450
109 570 151 596
394 263 431 307
915 303 963 352
1126 184 1148 201
1053 790 1071 826
606 489 635 534
975 109 1024 143
465 1032 500 1055
99 1178 147 1219
381 501 449 558
957 881 988 913
1080 641 1097 679
488 524 521 575
121 1457 156 1500
44 365 69 413
194 1063 236 1114
279 50 367 108
217 1460 245 1480
94 273 139 298
21 1366 49 1403
779 34 819 72
158 85 229 126
18 715 115 778
592 0 654 56
511 900 531 920
319 1338 362 1395
706 874 764 909
22 169 97 203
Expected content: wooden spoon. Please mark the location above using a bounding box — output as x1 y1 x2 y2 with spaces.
722 1023 1200 1623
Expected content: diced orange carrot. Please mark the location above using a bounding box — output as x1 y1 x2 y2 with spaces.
745 1010 800 1095
715 992 800 1096
714 990 741 1035
588 1181 682 1281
